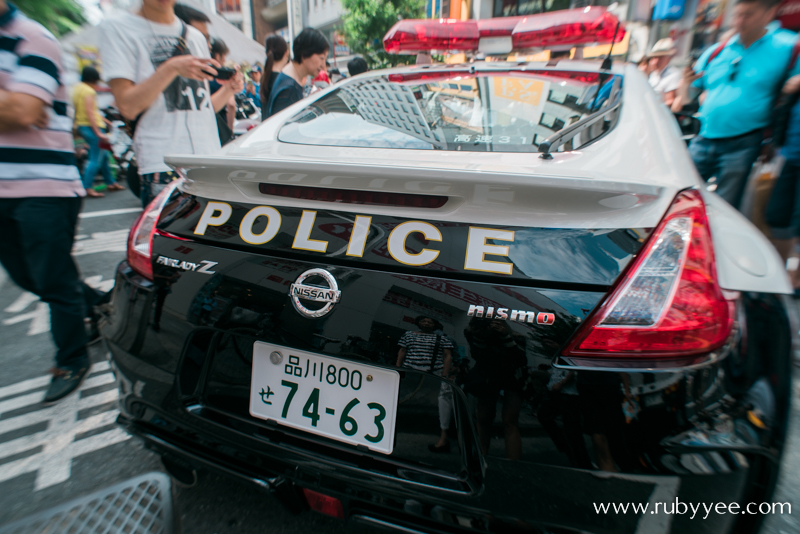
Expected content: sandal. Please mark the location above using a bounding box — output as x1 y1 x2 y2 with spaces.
86 188 104 197
106 182 125 191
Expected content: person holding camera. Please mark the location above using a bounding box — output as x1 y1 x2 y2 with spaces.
100 0 243 207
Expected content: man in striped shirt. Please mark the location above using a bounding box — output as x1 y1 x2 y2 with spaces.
0 1 90 403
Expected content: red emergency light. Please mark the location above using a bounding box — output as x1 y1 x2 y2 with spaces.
383 18 479 54
383 8 625 55
512 7 625 49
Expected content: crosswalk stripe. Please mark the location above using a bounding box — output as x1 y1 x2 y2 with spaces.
79 207 142 219
0 385 117 436
0 368 114 415
0 362 110 402
0 376 50 401
0 411 118 458
0 359 127 491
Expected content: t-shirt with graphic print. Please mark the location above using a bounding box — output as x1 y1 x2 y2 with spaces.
397 331 454 373
99 12 220 175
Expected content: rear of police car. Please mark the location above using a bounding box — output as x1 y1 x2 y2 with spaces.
101 9 795 534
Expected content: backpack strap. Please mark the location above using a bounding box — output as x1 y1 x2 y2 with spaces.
705 37 731 68
789 36 800 72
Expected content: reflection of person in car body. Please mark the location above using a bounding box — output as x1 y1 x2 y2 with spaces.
464 318 526 460
537 368 592 468
396 316 454 453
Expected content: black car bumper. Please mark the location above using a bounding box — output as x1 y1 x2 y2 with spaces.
102 261 794 534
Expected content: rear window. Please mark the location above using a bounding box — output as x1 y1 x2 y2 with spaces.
278 70 622 153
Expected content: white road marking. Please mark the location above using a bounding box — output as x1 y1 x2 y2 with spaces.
79 207 142 219
2 302 49 335
84 274 116 293
72 229 129 256
0 376 51 401
0 390 118 436
2 277 115 337
0 373 113 414
0 362 109 402
0 362 129 490
5 291 38 314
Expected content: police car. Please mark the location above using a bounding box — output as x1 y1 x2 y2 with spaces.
103 8 794 534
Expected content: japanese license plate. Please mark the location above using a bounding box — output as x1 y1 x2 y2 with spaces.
249 342 400 454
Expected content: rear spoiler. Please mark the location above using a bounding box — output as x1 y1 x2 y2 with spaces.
165 155 673 230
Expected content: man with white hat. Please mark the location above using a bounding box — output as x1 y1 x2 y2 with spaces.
647 38 681 108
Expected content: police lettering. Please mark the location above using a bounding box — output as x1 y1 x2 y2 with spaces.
192 204 515 274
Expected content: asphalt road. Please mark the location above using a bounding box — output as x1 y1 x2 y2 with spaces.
0 189 797 533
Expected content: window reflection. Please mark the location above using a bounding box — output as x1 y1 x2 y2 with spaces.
278 73 621 153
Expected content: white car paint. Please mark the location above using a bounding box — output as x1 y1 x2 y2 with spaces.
165 61 790 295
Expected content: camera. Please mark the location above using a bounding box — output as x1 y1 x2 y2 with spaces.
214 66 236 80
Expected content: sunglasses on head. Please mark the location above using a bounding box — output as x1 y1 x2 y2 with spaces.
729 57 742 82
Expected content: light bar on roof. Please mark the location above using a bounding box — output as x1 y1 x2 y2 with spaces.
511 7 625 49
383 19 479 54
383 8 624 55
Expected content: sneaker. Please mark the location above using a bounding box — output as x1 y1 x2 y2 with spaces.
44 361 89 404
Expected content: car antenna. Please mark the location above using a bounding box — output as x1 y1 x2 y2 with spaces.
588 18 622 114
600 19 622 71
539 16 623 161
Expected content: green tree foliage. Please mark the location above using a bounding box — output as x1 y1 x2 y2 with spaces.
16 0 87 37
341 0 425 69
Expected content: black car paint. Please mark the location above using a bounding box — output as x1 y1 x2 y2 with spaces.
101 192 794 534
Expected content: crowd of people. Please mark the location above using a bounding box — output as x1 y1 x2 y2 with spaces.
642 0 800 293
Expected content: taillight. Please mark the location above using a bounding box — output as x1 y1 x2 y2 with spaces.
127 180 182 280
302 488 344 519
562 189 734 366
259 183 448 208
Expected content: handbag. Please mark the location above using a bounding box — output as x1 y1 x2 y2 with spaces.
741 155 785 235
